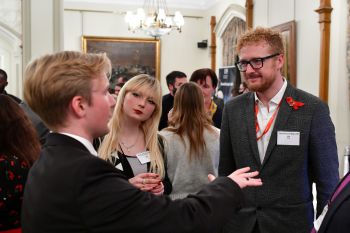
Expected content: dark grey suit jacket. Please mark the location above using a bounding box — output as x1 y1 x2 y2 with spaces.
20 102 49 145
22 133 244 233
219 83 339 233
318 172 350 233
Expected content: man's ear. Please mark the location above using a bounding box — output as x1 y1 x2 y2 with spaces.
276 54 284 70
168 84 174 93
70 96 88 118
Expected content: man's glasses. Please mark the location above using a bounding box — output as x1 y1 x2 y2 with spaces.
235 53 280 72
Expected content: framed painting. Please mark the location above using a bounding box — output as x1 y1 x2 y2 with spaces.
272 20 297 87
82 36 161 83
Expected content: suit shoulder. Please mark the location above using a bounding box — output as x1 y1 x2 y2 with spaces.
225 92 252 108
162 93 172 101
293 88 325 105
286 86 331 119
80 154 120 172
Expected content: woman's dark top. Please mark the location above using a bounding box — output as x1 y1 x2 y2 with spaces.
110 137 172 195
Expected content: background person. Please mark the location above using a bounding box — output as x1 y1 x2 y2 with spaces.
114 82 123 97
158 71 187 130
99 74 171 195
20 102 50 145
160 82 220 200
0 69 49 146
190 68 223 129
0 94 40 232
219 27 339 233
231 61 249 98
21 50 262 233
0 69 22 103
114 75 128 97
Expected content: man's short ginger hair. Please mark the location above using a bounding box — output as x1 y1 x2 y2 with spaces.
23 51 111 131
236 27 284 55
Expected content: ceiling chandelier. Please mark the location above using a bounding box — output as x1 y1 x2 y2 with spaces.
124 0 185 38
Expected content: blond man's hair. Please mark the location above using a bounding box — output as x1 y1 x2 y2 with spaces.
23 51 111 131
236 27 284 55
98 74 165 178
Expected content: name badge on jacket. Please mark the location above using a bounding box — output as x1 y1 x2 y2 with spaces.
136 151 151 164
277 131 300 146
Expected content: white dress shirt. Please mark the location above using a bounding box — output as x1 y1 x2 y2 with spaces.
254 80 287 163
59 132 98 156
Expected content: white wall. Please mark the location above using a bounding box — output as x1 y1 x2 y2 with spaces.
294 0 320 96
21 0 64 64
206 0 246 70
0 29 22 97
253 0 350 174
63 2 210 94
328 0 350 174
21 0 63 94
30 0 55 59
0 0 22 98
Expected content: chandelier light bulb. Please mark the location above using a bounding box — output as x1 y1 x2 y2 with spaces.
164 17 172 27
125 11 133 23
173 11 184 27
124 0 185 38
157 8 166 22
145 16 154 27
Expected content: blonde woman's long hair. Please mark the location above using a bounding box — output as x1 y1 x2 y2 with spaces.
98 74 165 178
166 82 216 160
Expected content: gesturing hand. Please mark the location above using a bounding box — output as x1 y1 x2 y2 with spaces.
208 167 262 189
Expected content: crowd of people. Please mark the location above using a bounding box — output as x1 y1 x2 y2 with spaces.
0 26 348 233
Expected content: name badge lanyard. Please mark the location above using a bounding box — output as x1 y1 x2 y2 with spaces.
255 101 282 141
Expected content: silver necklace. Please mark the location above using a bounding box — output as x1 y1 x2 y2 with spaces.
120 131 140 152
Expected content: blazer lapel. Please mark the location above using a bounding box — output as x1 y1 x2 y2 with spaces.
245 93 261 166
261 83 294 167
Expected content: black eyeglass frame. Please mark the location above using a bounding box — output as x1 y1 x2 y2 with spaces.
235 53 280 72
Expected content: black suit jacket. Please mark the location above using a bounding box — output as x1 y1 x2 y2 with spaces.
20 102 49 145
219 83 339 233
159 93 174 130
318 172 350 233
22 133 244 233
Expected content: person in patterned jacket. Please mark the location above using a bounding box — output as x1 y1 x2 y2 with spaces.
0 94 40 231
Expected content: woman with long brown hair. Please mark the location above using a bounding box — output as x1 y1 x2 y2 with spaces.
160 82 220 200
0 94 40 232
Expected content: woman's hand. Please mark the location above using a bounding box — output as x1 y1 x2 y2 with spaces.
149 181 164 196
129 172 162 192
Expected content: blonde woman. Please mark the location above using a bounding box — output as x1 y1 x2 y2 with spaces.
160 82 220 200
99 74 171 195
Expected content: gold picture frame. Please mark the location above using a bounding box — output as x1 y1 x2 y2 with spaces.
82 36 161 81
272 21 297 87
